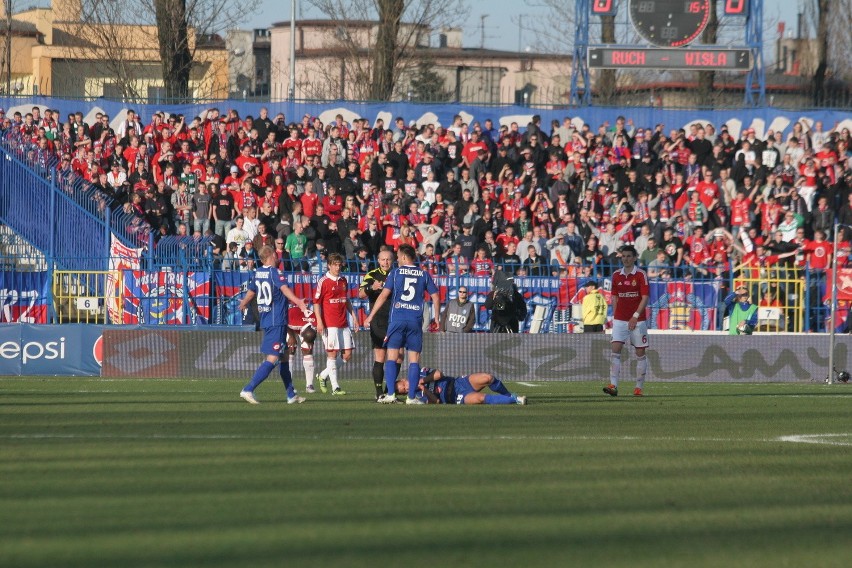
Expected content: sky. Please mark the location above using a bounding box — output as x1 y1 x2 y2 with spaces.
245 0 804 58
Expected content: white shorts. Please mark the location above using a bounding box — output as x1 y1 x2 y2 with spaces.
322 327 354 352
611 319 649 348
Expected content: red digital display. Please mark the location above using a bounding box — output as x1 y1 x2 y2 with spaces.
588 48 752 70
724 0 748 15
591 0 617 15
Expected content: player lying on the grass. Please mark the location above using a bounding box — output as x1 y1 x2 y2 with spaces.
395 368 527 405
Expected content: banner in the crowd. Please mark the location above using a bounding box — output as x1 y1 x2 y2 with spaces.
207 270 724 332
516 276 561 332
17 99 848 146
819 270 849 332
825 269 852 302
0 324 103 376
213 271 252 325
648 280 721 331
827 300 851 333
106 234 142 324
0 271 49 324
121 270 210 325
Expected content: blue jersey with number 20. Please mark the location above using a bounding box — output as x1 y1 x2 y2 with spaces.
248 266 289 329
384 265 438 324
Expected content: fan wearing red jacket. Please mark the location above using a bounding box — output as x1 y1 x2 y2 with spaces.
605 245 650 398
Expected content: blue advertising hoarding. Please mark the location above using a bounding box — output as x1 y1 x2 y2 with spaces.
0 324 103 376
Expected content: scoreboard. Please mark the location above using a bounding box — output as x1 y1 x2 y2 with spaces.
587 0 753 70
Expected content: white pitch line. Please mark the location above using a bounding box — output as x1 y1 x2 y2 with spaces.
777 434 852 447
0 433 787 443
516 382 541 387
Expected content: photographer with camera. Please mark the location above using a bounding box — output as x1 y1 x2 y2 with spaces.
484 270 527 333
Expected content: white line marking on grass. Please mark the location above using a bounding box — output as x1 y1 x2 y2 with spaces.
777 434 852 447
0 433 776 443
516 382 541 387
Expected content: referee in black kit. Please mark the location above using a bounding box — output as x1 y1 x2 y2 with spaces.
358 247 400 400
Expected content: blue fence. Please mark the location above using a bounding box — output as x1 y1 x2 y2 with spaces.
0 250 838 333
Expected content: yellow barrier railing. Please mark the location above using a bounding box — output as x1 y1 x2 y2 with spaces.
53 271 122 324
734 267 805 333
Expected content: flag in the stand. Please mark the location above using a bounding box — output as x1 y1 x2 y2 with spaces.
213 271 252 325
0 271 49 323
106 234 142 324
824 269 852 302
122 270 210 325
648 280 721 331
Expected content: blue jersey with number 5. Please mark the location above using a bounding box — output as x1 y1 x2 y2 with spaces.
248 266 288 328
384 265 438 324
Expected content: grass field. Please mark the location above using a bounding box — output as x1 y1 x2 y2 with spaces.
2 378 852 568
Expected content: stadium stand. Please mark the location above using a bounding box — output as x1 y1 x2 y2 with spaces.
0 102 849 331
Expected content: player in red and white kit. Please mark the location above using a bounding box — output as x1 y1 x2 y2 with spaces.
287 303 318 393
605 245 650 397
313 253 356 395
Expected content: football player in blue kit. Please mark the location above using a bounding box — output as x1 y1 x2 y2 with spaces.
395 367 527 405
364 244 440 405
238 245 308 405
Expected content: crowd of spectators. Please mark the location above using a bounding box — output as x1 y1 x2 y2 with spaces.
1 104 851 283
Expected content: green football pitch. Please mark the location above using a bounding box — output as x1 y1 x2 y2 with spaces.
2 378 852 568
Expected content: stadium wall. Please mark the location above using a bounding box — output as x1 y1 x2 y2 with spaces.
98 328 852 383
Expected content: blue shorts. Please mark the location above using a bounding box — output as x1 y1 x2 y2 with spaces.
260 326 286 356
384 320 423 352
452 376 475 405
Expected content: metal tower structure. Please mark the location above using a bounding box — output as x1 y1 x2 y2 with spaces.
569 0 591 106
743 0 766 107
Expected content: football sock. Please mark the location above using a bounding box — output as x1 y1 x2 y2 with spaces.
303 355 315 387
244 361 276 392
373 361 386 396
484 394 515 405
279 360 295 398
636 355 648 389
407 363 421 400
488 376 511 396
384 360 399 396
288 354 295 374
610 352 622 388
327 357 340 390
